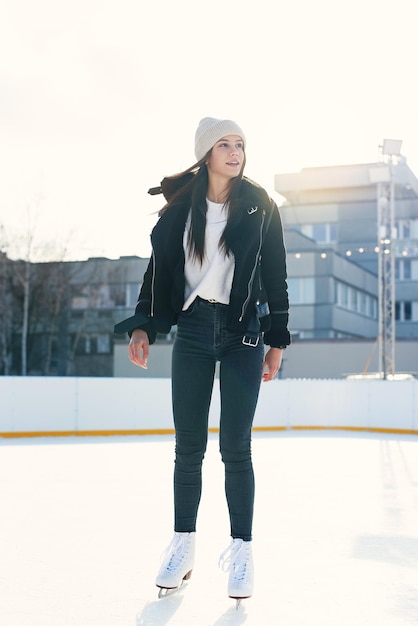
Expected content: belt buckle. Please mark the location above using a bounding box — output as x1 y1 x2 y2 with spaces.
242 335 259 347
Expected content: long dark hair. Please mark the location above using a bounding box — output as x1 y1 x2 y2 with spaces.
159 149 246 264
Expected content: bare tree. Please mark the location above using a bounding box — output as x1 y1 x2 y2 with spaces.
0 240 13 374
9 202 40 375
2 196 75 375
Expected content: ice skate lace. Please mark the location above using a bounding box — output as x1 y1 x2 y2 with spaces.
160 534 188 573
218 539 250 582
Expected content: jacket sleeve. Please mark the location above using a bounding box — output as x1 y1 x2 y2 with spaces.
261 202 291 348
113 256 158 344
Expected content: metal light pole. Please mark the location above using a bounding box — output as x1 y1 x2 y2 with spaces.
376 139 402 379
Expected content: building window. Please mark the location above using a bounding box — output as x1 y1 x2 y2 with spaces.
396 301 416 322
396 219 411 239
288 277 315 304
84 335 92 354
77 334 111 354
71 287 89 309
299 223 338 243
335 281 377 319
405 302 412 320
359 291 367 315
351 289 358 310
396 218 418 239
89 285 108 308
72 283 134 309
128 283 140 307
395 259 412 280
85 284 128 308
97 334 111 354
109 285 126 307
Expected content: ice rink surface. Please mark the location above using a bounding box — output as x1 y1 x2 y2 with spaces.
1 430 417 626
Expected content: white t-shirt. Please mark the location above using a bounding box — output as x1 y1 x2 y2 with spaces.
182 200 235 311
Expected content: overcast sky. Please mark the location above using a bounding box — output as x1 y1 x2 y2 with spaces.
1 0 417 260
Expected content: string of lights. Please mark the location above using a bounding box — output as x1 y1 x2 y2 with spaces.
292 242 417 259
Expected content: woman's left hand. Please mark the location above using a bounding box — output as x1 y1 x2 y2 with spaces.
262 347 284 382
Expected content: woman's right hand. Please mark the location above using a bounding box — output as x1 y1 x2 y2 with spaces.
128 329 149 369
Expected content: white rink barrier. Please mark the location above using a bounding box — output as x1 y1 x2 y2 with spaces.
1 377 417 437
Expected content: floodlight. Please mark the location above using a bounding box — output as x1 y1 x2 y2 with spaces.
382 139 403 156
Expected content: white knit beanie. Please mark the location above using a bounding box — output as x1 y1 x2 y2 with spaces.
194 117 246 161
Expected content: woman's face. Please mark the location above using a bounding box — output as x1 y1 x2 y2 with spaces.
206 135 245 181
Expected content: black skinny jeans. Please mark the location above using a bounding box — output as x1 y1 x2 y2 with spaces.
171 297 264 541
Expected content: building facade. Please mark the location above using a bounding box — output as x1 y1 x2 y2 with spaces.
275 160 418 341
283 230 378 340
1 255 149 376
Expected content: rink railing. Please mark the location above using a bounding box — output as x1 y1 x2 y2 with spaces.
1 377 417 438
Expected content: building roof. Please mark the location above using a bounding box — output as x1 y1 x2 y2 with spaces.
275 161 418 205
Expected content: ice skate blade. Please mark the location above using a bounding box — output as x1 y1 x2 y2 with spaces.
157 586 180 599
229 595 251 610
156 570 192 599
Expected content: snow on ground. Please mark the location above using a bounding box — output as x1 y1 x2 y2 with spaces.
0 431 417 626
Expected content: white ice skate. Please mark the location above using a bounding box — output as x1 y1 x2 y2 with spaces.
155 532 196 598
219 538 254 609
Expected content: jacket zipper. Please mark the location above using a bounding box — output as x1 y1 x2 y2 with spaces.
239 210 265 322
150 248 156 318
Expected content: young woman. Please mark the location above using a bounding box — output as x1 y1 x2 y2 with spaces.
115 117 291 605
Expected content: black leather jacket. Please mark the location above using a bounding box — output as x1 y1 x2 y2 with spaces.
115 178 291 348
